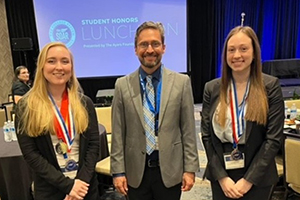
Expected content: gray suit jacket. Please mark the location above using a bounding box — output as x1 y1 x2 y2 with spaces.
110 67 199 188
201 74 284 187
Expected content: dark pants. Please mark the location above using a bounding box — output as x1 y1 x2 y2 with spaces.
211 181 273 200
128 166 181 200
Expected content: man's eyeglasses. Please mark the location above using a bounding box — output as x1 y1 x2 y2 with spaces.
138 41 162 49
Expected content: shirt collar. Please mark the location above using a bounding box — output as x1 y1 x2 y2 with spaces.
139 65 161 81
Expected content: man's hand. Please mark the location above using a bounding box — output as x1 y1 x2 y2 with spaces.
69 179 89 200
181 172 195 191
218 177 243 199
113 176 128 195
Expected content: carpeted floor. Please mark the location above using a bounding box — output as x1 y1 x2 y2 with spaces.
180 104 211 200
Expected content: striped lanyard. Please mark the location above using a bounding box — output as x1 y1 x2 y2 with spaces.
49 90 76 152
229 79 250 149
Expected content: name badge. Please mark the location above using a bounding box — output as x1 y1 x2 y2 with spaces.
155 136 159 150
223 151 245 170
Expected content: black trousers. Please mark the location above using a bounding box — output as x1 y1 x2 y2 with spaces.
211 181 273 200
128 166 181 200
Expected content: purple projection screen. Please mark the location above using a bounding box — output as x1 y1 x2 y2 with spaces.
32 0 187 78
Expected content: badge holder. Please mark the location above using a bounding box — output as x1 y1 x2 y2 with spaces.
223 147 245 170
56 140 78 172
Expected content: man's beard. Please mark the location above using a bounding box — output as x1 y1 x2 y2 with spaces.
139 56 161 69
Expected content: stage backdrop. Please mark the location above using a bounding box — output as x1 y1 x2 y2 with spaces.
32 0 188 78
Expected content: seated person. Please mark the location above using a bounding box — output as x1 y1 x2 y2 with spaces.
11 65 31 105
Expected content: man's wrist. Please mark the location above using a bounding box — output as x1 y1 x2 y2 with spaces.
112 173 125 178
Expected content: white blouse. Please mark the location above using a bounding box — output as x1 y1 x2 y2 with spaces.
212 103 246 145
51 133 80 179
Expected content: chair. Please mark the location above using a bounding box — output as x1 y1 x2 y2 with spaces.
0 106 7 127
95 122 112 179
96 150 113 196
2 102 14 121
283 136 300 199
285 99 300 110
269 155 285 199
95 156 111 176
8 94 13 103
95 106 112 152
94 110 113 195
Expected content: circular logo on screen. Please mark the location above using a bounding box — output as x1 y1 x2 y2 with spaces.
49 20 76 47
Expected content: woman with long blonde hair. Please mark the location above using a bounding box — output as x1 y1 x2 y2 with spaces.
201 26 284 199
16 42 100 200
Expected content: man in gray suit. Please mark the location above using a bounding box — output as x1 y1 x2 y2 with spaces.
110 21 199 200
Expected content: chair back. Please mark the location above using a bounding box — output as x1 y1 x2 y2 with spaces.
285 137 300 194
2 102 14 121
95 106 112 133
8 94 13 102
285 99 300 109
0 107 6 127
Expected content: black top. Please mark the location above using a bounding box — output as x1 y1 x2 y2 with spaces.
15 95 100 200
12 80 31 104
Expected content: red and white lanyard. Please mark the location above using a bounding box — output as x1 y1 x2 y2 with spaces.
229 79 250 148
49 90 76 152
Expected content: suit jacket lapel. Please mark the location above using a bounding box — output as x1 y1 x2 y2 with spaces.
158 68 173 128
127 69 145 127
210 80 221 121
38 133 61 169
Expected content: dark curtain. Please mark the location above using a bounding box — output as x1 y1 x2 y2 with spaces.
213 0 264 77
188 0 215 104
212 0 300 77
260 0 300 60
5 0 300 103
5 0 39 81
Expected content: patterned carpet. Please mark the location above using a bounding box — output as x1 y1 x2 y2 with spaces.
180 104 212 200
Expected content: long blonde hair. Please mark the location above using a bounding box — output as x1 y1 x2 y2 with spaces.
218 26 268 127
17 42 89 137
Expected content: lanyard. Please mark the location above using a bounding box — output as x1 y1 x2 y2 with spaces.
139 67 162 133
139 68 162 116
49 90 76 151
229 79 250 148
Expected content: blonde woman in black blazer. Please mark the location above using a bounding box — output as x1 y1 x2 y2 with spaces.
201 26 284 200
16 42 100 200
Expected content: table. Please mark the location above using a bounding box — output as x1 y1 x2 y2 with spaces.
0 124 109 200
0 128 33 200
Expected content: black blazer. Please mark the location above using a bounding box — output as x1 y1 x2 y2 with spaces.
201 74 284 187
16 95 100 200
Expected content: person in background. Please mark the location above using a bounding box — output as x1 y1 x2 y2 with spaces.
15 42 100 200
12 65 31 105
201 26 284 199
110 21 199 200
